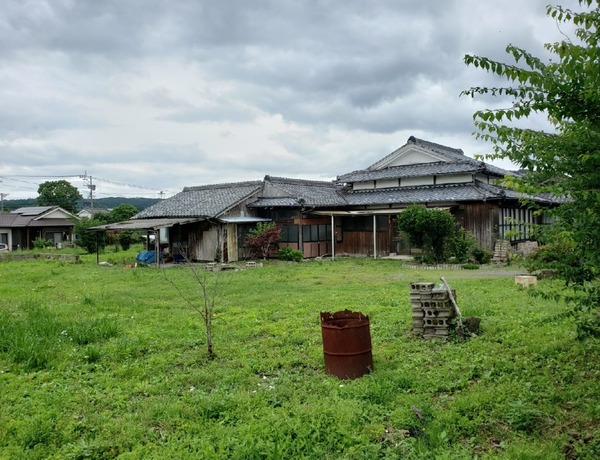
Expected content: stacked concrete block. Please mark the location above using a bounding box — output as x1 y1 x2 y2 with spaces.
409 282 435 336
409 282 456 339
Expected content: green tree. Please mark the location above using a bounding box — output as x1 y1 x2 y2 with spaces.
397 205 456 263
463 0 600 336
37 180 82 214
107 204 138 223
73 218 107 254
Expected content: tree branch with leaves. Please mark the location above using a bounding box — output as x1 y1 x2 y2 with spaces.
463 0 600 337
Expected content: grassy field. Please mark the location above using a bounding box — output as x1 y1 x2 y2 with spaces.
0 246 598 459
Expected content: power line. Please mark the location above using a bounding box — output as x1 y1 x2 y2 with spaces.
0 173 176 198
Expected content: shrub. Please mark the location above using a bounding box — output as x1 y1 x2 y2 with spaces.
118 231 134 251
397 205 455 263
245 222 282 259
449 228 477 263
278 246 303 262
33 237 53 249
461 263 480 270
74 218 108 254
471 247 492 264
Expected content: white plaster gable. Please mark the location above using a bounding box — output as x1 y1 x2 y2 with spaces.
36 208 75 220
367 136 469 171
381 145 447 168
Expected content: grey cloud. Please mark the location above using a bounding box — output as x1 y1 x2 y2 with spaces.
0 0 566 198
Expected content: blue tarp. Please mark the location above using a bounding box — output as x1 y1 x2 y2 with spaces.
136 251 156 264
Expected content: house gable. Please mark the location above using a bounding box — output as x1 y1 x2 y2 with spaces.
374 145 447 168
367 136 468 171
36 208 76 220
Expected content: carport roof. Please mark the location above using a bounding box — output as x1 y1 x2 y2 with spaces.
90 217 205 231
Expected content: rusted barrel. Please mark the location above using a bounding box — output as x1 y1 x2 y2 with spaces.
320 310 373 379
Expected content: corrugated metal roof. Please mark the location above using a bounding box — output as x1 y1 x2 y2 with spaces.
91 217 206 231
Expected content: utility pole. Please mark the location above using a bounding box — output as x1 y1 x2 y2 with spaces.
80 171 96 211
0 193 8 213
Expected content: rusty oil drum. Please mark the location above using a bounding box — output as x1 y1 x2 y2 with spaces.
320 310 373 379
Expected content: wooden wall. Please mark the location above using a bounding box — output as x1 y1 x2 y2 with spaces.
461 203 499 250
334 229 391 257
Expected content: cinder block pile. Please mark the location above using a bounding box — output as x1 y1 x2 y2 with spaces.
409 282 456 339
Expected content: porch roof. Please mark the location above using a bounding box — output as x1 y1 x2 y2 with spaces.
90 217 206 231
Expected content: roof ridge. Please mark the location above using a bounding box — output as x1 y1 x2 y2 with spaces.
183 180 263 192
408 136 464 155
344 183 474 193
264 175 335 186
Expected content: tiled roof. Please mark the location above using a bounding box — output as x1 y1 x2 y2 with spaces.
367 136 467 171
338 161 501 182
261 176 347 207
0 212 74 228
342 181 524 206
135 181 263 219
27 219 76 227
0 214 18 226
247 197 302 208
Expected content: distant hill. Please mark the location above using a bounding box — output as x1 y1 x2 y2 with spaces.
1 197 161 213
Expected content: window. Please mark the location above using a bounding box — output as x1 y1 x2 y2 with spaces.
280 225 299 243
302 224 332 242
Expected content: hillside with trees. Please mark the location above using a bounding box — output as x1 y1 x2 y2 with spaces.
1 197 160 213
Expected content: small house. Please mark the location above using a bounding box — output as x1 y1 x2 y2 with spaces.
0 206 78 250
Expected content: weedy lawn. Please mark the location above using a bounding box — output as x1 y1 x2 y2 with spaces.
0 247 598 459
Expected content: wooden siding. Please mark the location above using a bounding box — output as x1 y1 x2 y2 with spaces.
334 229 391 257
185 221 221 262
461 203 499 250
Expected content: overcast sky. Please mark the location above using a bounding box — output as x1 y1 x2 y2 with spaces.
0 0 578 200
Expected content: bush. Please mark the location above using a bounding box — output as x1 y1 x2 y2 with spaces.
397 205 455 263
461 263 480 270
118 231 134 251
73 218 107 254
32 237 53 249
245 222 282 259
472 247 492 264
278 246 303 262
448 228 477 263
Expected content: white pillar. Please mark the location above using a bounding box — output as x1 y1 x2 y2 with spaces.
373 214 377 259
331 215 335 261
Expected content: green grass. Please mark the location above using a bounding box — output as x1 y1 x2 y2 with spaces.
0 249 599 459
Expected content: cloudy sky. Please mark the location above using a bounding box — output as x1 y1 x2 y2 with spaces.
0 0 577 200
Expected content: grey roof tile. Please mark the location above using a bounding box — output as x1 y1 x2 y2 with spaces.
261 176 347 206
342 181 511 206
135 181 263 219
367 136 468 171
338 161 488 182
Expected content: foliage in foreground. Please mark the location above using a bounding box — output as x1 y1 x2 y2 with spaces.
463 0 600 337
0 255 598 458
